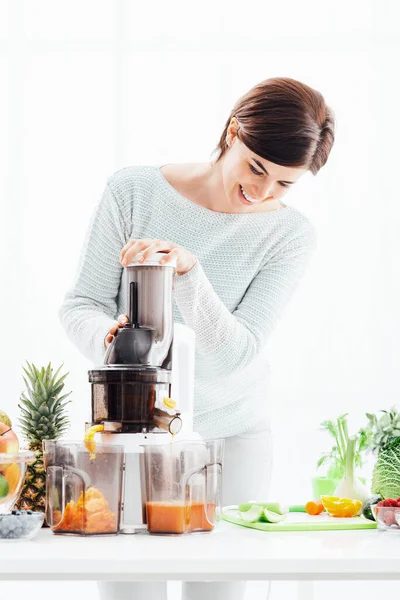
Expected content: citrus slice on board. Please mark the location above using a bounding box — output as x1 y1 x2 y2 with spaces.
321 495 362 518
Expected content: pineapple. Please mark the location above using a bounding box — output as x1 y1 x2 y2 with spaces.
16 361 71 514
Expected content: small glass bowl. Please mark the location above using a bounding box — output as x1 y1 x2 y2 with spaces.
0 451 36 514
373 505 400 530
0 511 44 541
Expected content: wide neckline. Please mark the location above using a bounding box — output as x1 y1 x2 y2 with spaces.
154 165 289 219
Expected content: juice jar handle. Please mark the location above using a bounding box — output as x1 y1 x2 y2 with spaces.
204 462 223 526
184 462 222 531
46 466 64 528
46 465 88 532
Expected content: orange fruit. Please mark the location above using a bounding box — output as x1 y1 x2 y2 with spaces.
84 424 104 459
321 495 362 518
3 463 21 495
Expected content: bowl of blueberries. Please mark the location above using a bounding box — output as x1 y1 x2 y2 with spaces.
0 509 44 541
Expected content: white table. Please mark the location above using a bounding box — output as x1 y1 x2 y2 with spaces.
1 522 398 591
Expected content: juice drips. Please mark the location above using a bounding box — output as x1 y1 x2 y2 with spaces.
146 501 216 534
84 424 104 459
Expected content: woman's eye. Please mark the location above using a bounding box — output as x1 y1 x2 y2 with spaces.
248 163 291 188
249 164 263 176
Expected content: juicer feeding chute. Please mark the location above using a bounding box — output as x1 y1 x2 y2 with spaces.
104 281 155 366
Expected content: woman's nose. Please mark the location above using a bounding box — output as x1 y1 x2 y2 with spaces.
252 182 274 200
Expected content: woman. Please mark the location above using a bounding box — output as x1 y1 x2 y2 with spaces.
60 76 335 600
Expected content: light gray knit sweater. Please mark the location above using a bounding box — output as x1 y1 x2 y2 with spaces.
59 165 316 439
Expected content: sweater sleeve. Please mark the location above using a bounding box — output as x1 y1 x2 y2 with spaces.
58 182 129 365
173 223 317 377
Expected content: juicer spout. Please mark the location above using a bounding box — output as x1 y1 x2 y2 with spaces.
152 408 182 436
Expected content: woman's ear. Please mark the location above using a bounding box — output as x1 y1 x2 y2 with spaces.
226 116 240 146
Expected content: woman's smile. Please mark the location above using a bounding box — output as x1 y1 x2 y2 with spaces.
239 185 259 205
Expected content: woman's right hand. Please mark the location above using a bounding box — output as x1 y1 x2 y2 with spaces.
104 314 128 348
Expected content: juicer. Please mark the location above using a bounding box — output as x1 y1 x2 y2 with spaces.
87 251 198 532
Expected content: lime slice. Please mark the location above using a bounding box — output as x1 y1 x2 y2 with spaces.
239 505 264 523
261 508 286 523
0 474 9 500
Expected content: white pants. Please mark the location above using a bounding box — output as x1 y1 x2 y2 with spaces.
98 420 273 600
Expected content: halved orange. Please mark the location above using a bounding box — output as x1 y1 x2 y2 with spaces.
321 495 362 518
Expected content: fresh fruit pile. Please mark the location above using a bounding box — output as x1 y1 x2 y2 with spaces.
0 510 44 539
376 497 400 507
374 498 400 527
0 411 23 507
0 415 19 458
0 463 22 502
52 487 117 534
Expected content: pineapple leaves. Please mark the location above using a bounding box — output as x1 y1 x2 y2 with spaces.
19 361 72 444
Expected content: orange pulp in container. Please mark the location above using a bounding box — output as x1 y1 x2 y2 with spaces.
146 501 216 534
53 487 116 534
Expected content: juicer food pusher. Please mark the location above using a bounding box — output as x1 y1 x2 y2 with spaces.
88 251 199 532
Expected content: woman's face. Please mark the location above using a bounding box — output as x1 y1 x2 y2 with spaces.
220 121 308 213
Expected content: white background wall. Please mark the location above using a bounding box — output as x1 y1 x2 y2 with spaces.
1 0 400 598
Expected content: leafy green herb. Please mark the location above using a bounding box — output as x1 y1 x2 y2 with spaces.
317 413 371 479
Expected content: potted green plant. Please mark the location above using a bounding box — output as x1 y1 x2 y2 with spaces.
312 413 370 499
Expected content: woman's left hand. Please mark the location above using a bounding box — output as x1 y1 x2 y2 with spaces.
120 238 197 276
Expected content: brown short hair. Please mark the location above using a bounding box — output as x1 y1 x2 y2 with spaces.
215 77 336 175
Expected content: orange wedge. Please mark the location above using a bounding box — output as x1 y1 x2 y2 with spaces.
321 495 362 518
84 424 104 459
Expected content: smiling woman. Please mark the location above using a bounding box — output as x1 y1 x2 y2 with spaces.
59 76 335 600
216 77 335 174
212 77 335 213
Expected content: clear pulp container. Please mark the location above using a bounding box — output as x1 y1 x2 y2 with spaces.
142 439 224 534
43 440 124 536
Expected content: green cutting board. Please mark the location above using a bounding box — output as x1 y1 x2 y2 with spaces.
222 507 377 531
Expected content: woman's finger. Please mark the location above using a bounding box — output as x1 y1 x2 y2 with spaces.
109 323 119 335
120 239 136 262
117 314 128 325
159 247 179 264
120 239 151 266
138 241 171 263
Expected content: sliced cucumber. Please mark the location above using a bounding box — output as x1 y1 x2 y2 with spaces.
239 502 289 515
262 508 286 523
239 505 264 523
